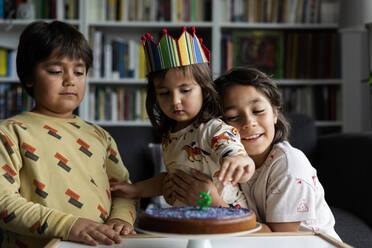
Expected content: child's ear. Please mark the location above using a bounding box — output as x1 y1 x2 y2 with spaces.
273 108 278 124
25 81 34 87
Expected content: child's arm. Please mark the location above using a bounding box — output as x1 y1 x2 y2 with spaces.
0 129 125 246
110 172 167 198
104 134 138 230
0 131 78 241
209 120 255 185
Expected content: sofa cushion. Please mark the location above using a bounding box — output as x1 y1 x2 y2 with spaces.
332 207 372 248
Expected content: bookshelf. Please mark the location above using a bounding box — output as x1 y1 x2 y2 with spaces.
0 0 343 133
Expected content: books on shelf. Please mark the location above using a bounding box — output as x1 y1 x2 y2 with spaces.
90 29 147 80
221 30 341 79
175 0 211 22
0 0 78 20
279 84 341 121
87 0 212 22
221 0 329 24
88 0 171 22
0 47 16 78
64 0 79 20
89 85 148 122
0 83 34 120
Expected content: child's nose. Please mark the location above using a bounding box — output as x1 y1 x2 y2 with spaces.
63 72 75 86
171 92 181 105
242 114 257 129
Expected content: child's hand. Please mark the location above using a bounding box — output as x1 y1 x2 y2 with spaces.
162 173 176 205
68 217 121 246
106 218 136 235
110 182 140 199
219 155 255 185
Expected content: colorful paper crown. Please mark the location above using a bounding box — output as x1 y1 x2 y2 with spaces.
141 26 210 73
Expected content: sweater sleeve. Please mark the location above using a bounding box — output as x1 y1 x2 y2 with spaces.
0 130 77 240
104 133 137 225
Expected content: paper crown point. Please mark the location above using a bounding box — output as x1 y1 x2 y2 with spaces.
145 33 153 41
141 26 210 73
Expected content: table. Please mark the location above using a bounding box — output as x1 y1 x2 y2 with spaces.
45 232 352 248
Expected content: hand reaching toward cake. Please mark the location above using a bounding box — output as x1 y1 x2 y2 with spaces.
162 173 176 205
110 182 140 199
171 169 229 207
218 155 255 185
106 218 136 235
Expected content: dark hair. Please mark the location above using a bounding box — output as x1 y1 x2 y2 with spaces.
214 67 290 144
16 21 93 97
146 63 221 136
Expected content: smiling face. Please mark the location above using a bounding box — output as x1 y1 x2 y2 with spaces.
154 69 203 132
223 85 278 168
27 54 87 118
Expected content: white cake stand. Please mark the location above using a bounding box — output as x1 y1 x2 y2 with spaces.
136 223 261 248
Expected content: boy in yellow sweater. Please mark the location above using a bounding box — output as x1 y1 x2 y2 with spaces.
0 21 136 247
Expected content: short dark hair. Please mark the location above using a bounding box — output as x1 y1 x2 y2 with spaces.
214 67 290 144
16 21 93 97
146 63 221 136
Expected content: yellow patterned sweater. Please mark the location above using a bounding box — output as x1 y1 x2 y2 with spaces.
0 112 136 248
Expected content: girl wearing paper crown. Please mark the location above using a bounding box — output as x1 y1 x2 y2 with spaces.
110 27 255 208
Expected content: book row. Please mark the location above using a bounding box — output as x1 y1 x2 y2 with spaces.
90 29 147 80
89 0 171 22
88 0 212 22
221 0 338 24
280 84 341 121
89 85 148 122
0 48 16 78
221 30 341 79
0 83 34 120
0 0 79 20
0 82 340 123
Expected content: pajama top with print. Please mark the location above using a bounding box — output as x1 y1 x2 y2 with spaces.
240 141 341 240
162 118 249 207
0 112 137 248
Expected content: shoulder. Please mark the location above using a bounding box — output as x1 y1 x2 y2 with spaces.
199 118 238 135
80 119 112 141
268 141 315 179
0 112 32 134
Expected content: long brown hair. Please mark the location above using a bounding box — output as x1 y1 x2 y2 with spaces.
214 67 290 144
146 63 221 136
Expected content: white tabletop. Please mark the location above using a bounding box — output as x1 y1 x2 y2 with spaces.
46 232 352 248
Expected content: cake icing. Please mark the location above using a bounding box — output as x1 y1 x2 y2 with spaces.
145 206 252 220
138 206 257 234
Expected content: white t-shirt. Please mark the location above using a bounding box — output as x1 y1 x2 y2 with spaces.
240 141 341 240
162 118 248 207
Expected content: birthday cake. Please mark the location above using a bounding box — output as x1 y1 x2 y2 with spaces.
137 206 257 234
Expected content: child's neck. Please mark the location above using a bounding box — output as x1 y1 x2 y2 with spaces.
31 108 75 119
172 120 195 133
